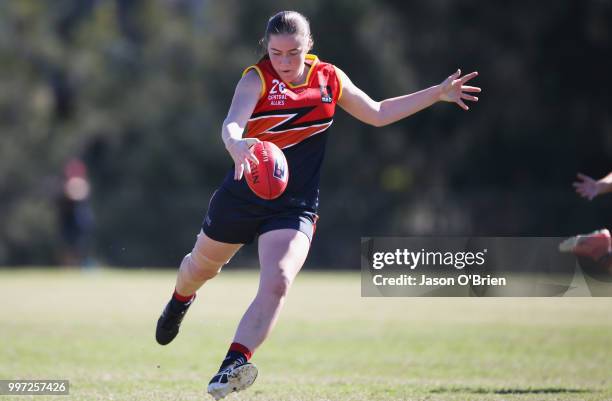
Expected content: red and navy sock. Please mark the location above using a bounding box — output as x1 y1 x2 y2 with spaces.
219 342 252 370
170 288 196 309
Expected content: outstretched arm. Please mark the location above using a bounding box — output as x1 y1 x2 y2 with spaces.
335 67 480 127
573 172 612 200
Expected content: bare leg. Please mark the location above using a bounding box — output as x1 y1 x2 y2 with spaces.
156 231 243 346
232 229 311 352
175 231 243 296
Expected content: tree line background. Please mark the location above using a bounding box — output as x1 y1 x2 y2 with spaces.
0 0 610 269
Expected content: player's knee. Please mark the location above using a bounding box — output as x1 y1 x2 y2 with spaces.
185 251 223 282
266 272 292 299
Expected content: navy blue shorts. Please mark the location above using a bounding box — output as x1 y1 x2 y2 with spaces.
201 187 318 244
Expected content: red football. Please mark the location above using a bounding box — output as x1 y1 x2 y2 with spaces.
245 141 289 200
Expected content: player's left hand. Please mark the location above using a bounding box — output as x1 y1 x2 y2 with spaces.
438 69 481 110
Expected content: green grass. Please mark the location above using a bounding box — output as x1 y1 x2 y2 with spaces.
0 268 611 400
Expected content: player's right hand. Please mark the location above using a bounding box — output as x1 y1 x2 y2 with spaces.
225 137 261 180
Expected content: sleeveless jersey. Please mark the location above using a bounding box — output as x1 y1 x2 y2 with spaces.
220 54 342 213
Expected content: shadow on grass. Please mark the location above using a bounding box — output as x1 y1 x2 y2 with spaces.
430 386 594 395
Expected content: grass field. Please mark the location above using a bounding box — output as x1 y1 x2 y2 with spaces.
1 268 611 401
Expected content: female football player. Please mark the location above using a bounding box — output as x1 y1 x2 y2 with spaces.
155 10 481 399
559 171 612 274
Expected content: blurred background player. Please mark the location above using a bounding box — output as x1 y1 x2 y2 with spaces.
57 158 95 267
559 171 612 274
155 10 481 400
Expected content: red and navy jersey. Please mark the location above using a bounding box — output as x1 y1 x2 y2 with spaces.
242 54 341 149
221 54 342 212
